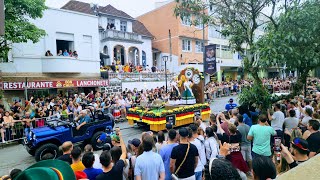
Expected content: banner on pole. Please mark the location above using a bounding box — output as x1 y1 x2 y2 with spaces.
204 44 217 75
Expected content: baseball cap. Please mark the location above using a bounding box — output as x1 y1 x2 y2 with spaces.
229 98 234 102
128 138 141 148
111 134 120 143
15 160 76 180
179 127 189 137
292 138 309 152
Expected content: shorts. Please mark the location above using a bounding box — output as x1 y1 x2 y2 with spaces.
241 145 252 161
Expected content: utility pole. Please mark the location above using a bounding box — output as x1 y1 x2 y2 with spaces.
0 0 4 35
24 77 28 101
202 7 206 103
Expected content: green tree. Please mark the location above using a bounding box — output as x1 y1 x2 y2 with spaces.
258 0 320 95
0 0 47 61
174 0 280 84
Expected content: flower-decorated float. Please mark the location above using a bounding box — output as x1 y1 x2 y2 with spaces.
127 67 211 131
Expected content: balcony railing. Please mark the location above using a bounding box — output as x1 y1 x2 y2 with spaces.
106 72 175 82
100 30 142 43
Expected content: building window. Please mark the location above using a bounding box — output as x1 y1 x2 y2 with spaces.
182 39 192 52
216 44 221 58
120 21 127 32
182 15 191 26
221 45 233 59
209 25 221 38
195 16 203 29
107 18 115 29
195 41 204 53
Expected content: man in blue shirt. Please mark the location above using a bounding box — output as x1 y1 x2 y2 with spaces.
160 129 178 180
225 98 237 111
135 134 165 180
83 152 103 180
76 110 90 130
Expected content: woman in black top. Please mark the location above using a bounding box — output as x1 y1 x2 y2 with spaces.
217 113 249 175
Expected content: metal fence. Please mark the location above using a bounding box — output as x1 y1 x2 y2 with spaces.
0 117 48 144
108 72 175 82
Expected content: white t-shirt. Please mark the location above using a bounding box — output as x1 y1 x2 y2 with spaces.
191 136 206 172
93 154 102 169
271 111 285 131
294 107 300 119
199 122 207 132
230 118 236 124
204 137 219 160
123 159 130 180
301 116 312 126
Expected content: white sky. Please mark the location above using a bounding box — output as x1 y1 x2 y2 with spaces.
46 0 162 18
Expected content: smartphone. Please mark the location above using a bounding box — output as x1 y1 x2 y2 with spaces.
274 137 282 152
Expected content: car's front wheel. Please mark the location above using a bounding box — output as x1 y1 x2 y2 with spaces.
91 131 104 151
27 149 36 156
35 143 59 162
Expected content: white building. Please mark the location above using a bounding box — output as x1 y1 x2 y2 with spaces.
61 0 153 67
0 7 100 78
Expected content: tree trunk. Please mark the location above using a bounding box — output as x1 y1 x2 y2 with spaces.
252 68 262 85
294 70 308 96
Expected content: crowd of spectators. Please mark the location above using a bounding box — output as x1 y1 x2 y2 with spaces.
204 78 294 102
45 49 78 58
0 85 175 143
1 78 320 179
101 61 165 74
1 101 319 180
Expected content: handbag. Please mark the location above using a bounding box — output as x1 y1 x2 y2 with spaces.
172 143 190 180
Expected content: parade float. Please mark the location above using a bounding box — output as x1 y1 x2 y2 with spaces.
127 67 211 131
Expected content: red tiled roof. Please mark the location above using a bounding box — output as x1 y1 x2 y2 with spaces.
61 1 152 37
61 0 133 19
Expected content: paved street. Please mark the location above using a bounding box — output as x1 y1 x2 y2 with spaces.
0 95 237 175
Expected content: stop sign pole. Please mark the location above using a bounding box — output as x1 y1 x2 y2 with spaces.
0 0 4 36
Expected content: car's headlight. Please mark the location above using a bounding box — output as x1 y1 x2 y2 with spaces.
29 132 33 139
33 134 36 140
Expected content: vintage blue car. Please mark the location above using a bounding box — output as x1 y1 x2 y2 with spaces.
23 108 114 161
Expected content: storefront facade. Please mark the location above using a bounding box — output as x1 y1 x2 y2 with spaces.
1 79 109 103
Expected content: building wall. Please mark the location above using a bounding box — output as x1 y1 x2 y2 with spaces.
0 8 100 78
122 81 167 91
138 1 209 72
141 37 153 67
137 2 179 56
179 39 205 64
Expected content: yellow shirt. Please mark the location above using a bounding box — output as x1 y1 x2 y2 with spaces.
71 161 85 172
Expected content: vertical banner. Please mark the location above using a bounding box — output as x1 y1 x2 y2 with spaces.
204 44 217 75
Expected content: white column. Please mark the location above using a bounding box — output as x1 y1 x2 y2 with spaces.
139 49 143 66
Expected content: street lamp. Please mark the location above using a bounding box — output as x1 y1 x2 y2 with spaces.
162 55 169 93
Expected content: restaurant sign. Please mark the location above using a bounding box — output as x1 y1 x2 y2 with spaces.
1 80 109 90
